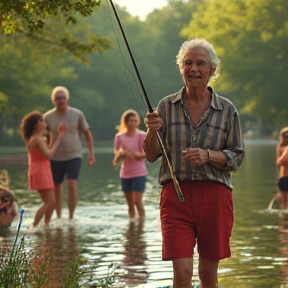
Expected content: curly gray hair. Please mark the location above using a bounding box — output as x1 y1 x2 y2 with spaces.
176 38 220 81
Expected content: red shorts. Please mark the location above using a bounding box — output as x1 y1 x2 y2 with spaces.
160 180 233 261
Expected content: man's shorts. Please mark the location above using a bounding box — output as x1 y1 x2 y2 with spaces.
160 180 233 261
50 158 82 185
121 176 146 192
277 177 288 192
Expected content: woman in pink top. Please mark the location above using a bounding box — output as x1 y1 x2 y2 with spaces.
20 111 65 227
113 109 147 219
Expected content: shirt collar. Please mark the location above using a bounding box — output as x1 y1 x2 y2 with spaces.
170 86 223 111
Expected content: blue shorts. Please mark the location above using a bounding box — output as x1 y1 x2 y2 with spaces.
121 176 146 193
50 158 82 185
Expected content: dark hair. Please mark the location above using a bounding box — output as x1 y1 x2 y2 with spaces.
20 111 42 141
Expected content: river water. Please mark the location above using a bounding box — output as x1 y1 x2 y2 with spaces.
1 140 288 287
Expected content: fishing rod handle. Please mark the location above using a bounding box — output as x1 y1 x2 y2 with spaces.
156 132 185 202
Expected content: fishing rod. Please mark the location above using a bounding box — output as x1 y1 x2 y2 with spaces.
109 0 184 202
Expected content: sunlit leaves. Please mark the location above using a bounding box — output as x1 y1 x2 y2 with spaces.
0 0 102 34
0 0 107 59
181 0 288 126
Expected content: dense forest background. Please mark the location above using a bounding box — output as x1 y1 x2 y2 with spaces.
1 0 287 145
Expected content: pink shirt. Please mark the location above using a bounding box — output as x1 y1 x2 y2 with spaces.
114 130 147 178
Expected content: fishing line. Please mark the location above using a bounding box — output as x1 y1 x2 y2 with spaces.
104 0 147 117
107 0 184 202
105 0 160 179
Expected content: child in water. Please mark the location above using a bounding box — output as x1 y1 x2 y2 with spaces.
276 127 288 209
20 111 66 227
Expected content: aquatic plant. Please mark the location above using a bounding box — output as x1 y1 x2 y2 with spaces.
0 236 120 288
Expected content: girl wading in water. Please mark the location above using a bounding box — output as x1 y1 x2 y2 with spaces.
113 109 147 220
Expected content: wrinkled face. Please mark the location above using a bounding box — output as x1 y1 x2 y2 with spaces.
181 48 214 89
52 90 68 110
125 115 138 131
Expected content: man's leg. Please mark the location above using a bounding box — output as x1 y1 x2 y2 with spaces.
50 160 66 219
54 183 63 219
67 179 77 220
172 258 193 288
198 257 219 288
66 158 82 220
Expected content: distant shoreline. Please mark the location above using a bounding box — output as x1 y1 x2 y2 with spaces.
0 141 114 156
0 139 277 156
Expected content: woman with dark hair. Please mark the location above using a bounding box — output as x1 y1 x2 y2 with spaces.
113 109 147 219
20 111 65 227
276 127 288 209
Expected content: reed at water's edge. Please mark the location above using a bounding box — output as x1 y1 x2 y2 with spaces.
0 235 120 288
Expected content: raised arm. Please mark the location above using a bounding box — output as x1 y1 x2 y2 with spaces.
35 122 65 159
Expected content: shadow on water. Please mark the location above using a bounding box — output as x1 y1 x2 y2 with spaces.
1 140 288 287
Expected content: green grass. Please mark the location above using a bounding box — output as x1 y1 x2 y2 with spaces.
0 236 120 288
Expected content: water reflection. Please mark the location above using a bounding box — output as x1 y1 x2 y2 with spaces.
28 224 79 286
2 141 288 287
278 213 288 286
121 219 148 285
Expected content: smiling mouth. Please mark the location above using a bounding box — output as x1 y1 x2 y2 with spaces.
188 75 201 79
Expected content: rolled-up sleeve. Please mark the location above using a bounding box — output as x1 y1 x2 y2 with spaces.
222 110 245 171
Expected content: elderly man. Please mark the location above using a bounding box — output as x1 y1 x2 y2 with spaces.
144 38 244 288
44 86 95 220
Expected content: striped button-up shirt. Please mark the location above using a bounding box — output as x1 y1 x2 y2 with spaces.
150 86 244 189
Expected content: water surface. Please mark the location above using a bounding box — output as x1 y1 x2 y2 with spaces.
1 140 287 287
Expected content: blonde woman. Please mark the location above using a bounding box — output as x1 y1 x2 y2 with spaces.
276 127 288 209
113 110 147 219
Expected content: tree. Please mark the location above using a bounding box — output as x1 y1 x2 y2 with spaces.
181 0 288 129
0 0 110 59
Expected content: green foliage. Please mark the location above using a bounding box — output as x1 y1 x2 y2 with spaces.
87 263 118 288
63 256 82 288
29 250 53 287
0 237 34 287
0 0 102 34
0 236 119 287
2 0 287 142
0 0 110 59
0 92 8 113
181 0 288 127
